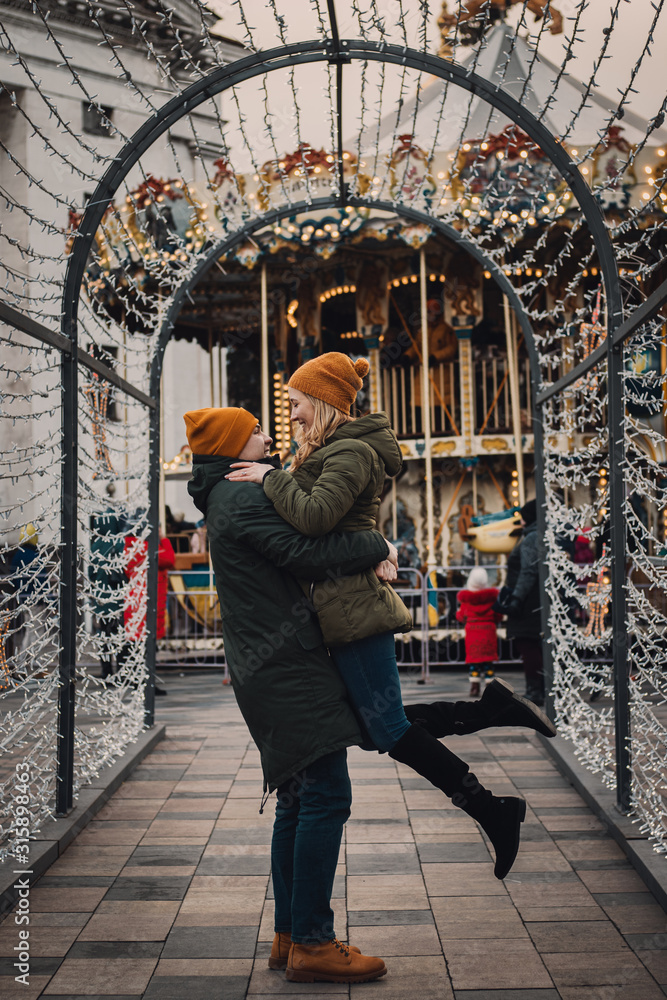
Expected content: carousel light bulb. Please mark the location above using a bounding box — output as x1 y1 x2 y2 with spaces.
645 166 653 173
547 192 556 201
496 151 504 160
520 150 528 158
480 142 488 150
483 270 491 279
581 167 589 175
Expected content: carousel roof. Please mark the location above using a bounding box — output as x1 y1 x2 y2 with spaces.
376 23 667 150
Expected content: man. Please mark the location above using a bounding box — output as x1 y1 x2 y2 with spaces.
185 405 388 985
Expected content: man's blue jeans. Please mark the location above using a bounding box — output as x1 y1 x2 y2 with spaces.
271 749 351 943
331 631 411 752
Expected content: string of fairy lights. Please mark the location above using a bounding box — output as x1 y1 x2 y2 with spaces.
0 0 666 858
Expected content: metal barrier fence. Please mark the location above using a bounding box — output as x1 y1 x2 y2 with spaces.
158 566 530 681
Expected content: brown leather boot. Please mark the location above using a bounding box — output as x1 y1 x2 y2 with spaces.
286 939 387 983
269 932 360 970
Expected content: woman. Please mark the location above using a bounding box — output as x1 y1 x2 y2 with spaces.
227 352 552 879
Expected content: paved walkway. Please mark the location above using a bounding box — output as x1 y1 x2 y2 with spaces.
2 670 667 999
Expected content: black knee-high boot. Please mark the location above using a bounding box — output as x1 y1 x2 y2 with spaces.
388 723 526 879
404 678 556 739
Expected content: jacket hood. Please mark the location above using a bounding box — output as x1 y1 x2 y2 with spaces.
459 588 498 604
330 413 402 477
188 454 281 514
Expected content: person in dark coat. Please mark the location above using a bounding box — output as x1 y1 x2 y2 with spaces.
185 405 389 985
501 498 545 705
456 567 502 695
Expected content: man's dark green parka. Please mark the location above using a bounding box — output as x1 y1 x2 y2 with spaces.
188 454 389 791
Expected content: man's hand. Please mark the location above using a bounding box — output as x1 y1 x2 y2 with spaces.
226 462 272 484
375 559 398 582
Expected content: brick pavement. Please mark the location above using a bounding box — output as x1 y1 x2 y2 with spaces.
1 670 666 999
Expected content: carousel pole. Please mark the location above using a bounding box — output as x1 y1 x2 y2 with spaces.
261 263 270 434
504 295 525 506
159 376 166 535
391 478 398 539
208 328 215 407
420 249 436 569
218 341 227 406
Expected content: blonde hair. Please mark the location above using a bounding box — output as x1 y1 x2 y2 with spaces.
290 393 353 470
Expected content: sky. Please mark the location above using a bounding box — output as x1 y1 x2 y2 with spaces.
208 0 667 123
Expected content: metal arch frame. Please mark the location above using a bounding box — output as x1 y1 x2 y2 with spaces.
58 35 627 810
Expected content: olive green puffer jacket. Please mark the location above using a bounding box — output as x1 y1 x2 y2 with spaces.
263 413 413 646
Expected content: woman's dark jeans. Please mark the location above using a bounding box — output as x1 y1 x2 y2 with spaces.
331 631 411 752
271 748 351 943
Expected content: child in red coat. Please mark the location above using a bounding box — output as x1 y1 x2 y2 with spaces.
456 567 502 696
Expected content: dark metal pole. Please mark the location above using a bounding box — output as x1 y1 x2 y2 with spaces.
532 404 554 724
144 380 161 728
608 335 631 812
56 290 78 816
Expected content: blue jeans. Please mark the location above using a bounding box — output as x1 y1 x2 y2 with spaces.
331 631 411 752
271 749 351 943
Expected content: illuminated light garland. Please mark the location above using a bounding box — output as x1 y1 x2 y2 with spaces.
0 0 666 860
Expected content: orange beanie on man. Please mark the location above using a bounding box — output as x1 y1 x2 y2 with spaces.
183 406 257 458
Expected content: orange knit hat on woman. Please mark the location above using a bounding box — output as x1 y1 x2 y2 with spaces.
183 407 257 458
288 352 370 413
